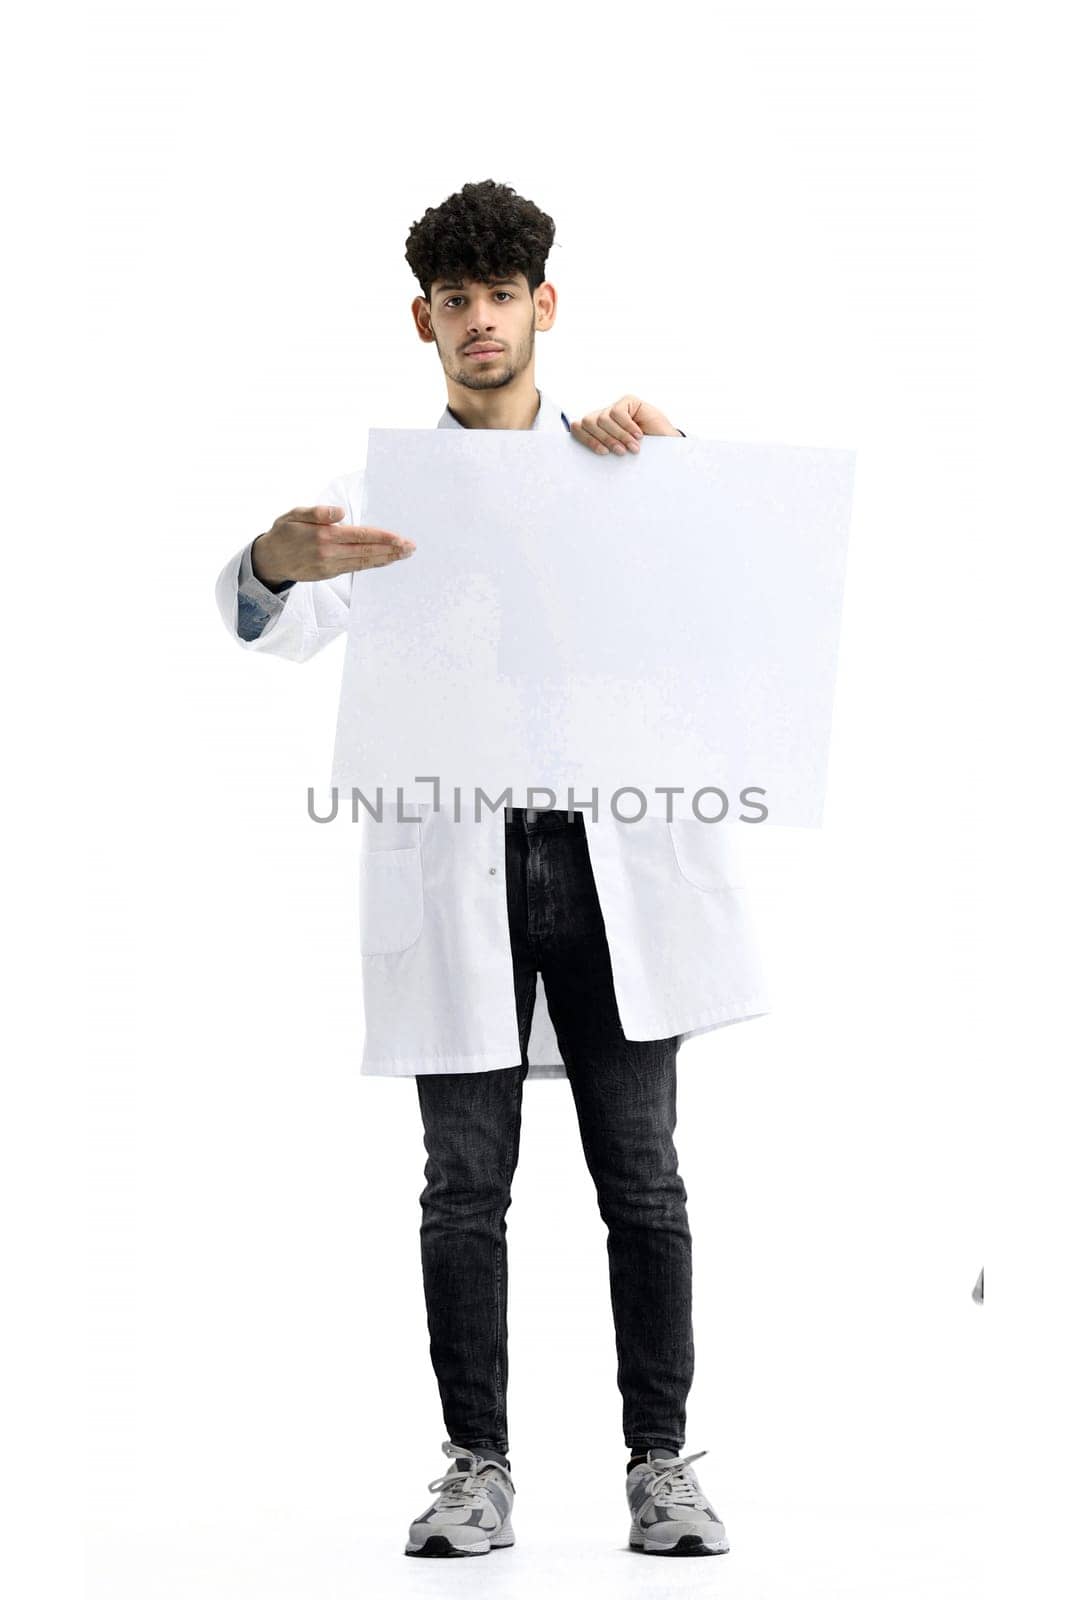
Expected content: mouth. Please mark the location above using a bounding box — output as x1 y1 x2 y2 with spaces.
465 347 504 360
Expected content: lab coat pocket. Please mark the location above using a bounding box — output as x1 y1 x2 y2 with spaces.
667 817 744 891
359 846 425 955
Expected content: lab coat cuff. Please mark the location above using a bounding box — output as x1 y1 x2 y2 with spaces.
236 542 294 641
238 542 294 604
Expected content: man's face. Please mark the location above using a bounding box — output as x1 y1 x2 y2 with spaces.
415 275 552 391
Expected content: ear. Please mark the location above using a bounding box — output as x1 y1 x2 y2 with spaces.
533 280 558 332
411 297 436 344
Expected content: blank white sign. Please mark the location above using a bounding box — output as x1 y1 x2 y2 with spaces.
331 430 855 826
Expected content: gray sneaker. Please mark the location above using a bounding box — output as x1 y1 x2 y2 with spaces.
627 1447 730 1555
405 1441 517 1557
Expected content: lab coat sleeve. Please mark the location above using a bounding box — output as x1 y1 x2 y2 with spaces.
235 543 294 638
214 475 358 662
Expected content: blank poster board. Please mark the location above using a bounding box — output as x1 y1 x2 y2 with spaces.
331 430 856 826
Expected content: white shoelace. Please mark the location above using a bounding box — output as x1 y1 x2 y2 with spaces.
426 1442 513 1507
633 1448 710 1518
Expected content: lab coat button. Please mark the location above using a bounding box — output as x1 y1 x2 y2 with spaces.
489 866 497 874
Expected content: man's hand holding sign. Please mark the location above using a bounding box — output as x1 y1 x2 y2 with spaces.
568 395 683 454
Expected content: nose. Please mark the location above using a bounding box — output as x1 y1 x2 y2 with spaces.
467 296 499 334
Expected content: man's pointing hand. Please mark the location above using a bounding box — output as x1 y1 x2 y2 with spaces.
250 505 416 589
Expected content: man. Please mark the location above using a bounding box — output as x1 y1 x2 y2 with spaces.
215 179 769 1558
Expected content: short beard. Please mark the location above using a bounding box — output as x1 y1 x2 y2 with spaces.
444 314 535 391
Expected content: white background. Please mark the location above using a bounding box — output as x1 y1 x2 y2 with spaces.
5 1 1065 1596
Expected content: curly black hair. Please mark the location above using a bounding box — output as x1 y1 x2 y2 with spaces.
404 179 556 302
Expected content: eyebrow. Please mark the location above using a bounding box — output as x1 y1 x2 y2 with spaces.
433 277 523 296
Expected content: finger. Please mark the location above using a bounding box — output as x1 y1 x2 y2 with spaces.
326 545 417 573
596 410 641 450
287 505 347 524
321 524 416 549
609 404 644 443
569 421 612 456
578 415 640 455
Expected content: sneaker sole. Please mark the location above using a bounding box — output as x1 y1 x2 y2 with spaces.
405 1523 515 1558
629 1520 729 1556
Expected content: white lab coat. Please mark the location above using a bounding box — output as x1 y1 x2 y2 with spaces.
216 391 771 1078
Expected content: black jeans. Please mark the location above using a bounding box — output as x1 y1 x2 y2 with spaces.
415 806 694 1457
